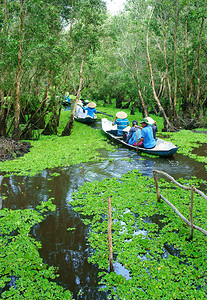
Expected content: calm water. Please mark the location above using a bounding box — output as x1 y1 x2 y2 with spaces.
0 131 207 299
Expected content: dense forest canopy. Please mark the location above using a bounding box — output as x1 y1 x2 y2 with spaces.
0 0 206 140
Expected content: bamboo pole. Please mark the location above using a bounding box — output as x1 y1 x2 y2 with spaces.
190 186 194 239
153 170 160 202
160 194 207 236
153 170 207 237
154 170 207 200
107 196 114 272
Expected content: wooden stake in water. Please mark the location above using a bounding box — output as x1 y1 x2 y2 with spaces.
190 185 194 239
153 170 160 202
108 196 114 272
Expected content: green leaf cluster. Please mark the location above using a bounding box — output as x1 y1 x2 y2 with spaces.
0 200 73 299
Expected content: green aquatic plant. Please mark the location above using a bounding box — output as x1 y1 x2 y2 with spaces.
71 170 207 299
162 130 207 169
50 172 60 177
0 111 115 177
0 200 73 299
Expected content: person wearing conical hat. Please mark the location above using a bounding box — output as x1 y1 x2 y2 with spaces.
146 116 158 140
111 111 129 136
136 118 156 149
82 102 97 118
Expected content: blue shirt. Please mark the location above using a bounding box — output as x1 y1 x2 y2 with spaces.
128 128 142 145
114 118 129 136
82 107 97 118
64 96 71 103
141 125 156 148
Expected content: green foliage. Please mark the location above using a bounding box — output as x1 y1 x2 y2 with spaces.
162 130 207 170
0 110 115 177
0 201 73 299
71 170 207 299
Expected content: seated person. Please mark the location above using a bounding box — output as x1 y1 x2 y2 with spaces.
82 102 97 118
62 92 71 110
125 120 142 145
80 98 89 108
136 118 156 149
146 117 158 140
151 121 158 140
128 127 142 146
111 111 129 136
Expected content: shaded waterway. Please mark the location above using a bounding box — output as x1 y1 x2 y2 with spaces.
0 139 207 299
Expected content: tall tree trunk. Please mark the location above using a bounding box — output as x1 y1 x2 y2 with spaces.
159 4 173 115
12 0 25 141
184 7 188 102
63 0 74 88
188 17 204 107
62 43 88 136
173 0 179 115
196 17 204 106
146 9 174 131
134 43 148 116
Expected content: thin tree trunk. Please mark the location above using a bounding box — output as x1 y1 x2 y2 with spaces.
160 6 173 114
173 0 179 115
146 9 173 131
188 17 204 107
62 43 88 136
196 17 204 106
184 7 188 101
12 0 26 141
134 43 148 116
63 0 74 87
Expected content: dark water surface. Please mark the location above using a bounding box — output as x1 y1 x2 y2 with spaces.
0 138 207 299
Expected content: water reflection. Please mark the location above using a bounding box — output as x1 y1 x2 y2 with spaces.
0 144 206 299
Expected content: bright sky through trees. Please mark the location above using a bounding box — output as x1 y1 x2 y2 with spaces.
105 0 126 14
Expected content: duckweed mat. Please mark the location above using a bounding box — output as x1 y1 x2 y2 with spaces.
71 170 207 299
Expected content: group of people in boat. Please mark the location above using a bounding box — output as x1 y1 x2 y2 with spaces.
75 99 97 119
72 97 157 149
111 111 157 149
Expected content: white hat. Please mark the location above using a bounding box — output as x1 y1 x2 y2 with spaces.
88 102 96 108
116 111 127 119
146 116 155 125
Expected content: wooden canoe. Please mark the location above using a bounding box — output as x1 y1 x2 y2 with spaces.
102 118 178 157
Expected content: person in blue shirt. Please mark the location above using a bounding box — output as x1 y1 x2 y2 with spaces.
125 120 141 145
82 102 97 118
112 111 129 136
63 92 71 110
136 118 156 149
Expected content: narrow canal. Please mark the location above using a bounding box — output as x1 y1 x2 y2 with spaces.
0 131 206 299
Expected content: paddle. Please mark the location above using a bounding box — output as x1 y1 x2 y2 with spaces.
135 127 139 153
96 111 113 117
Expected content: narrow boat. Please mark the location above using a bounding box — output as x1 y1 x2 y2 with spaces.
102 118 178 157
74 105 97 124
74 114 97 124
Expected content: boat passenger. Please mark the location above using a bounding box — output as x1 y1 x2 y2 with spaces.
151 121 158 140
111 111 129 136
126 123 142 146
136 118 156 149
82 102 97 118
146 117 158 140
63 92 71 110
80 99 89 108
124 120 141 144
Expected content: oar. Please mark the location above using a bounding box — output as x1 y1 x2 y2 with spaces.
135 127 139 153
96 111 113 117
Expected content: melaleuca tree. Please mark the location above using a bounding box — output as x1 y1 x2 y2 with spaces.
62 0 107 136
0 0 67 140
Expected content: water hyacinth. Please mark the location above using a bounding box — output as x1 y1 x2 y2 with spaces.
71 170 207 299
